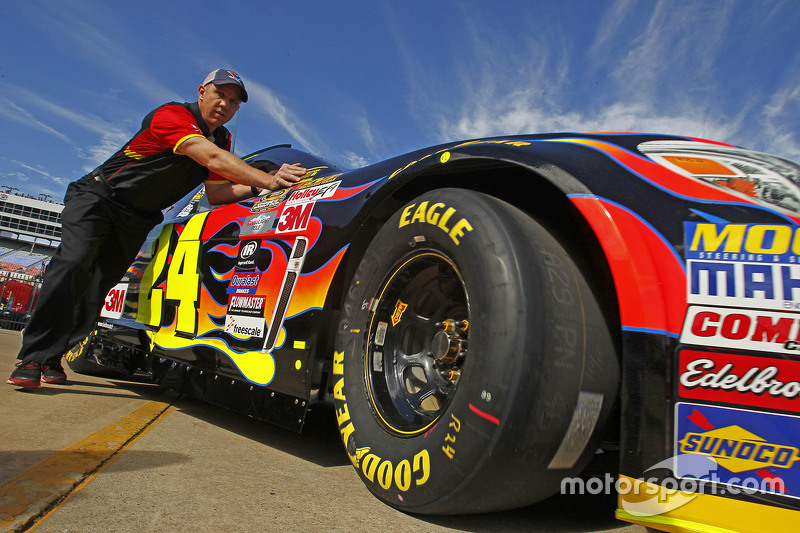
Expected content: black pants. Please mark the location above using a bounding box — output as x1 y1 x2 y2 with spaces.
17 177 162 364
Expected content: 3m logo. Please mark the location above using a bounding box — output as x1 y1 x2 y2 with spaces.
101 283 127 319
276 202 314 233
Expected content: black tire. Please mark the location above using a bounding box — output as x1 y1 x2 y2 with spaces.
64 331 104 375
332 188 618 514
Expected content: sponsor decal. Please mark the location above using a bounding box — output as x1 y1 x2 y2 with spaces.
391 300 407 326
101 283 127 319
398 201 473 245
681 305 800 355
250 189 287 212
241 213 275 236
227 295 266 317
679 350 800 411
227 272 261 295
292 173 339 189
331 351 431 493
675 403 800 499
236 240 260 270
285 181 340 205
686 222 800 310
224 314 265 338
276 201 314 233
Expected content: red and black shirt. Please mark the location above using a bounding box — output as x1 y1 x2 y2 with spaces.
91 102 230 214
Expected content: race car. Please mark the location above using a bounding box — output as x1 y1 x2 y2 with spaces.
66 133 800 531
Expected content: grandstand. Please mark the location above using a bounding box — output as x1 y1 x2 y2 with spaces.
0 189 61 328
0 246 51 275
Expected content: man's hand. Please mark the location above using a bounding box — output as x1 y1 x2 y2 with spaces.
267 163 306 190
177 136 307 204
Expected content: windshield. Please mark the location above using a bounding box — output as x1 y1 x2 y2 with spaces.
243 144 346 174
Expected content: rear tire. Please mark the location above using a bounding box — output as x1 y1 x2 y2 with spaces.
64 331 108 375
332 188 618 514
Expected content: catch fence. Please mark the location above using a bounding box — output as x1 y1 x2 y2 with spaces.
0 270 43 331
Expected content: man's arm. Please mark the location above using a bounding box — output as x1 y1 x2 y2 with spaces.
176 136 306 204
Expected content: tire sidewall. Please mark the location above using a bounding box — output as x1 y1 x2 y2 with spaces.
332 188 612 513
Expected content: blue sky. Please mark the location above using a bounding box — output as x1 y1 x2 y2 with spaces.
2 0 800 201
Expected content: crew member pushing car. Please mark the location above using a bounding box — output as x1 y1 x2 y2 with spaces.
8 69 306 388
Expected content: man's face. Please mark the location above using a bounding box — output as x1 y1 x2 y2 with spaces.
197 83 242 130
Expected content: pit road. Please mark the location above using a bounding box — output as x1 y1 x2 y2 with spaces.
0 330 643 532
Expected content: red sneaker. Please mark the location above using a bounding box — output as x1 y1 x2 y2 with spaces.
42 361 68 384
7 360 43 388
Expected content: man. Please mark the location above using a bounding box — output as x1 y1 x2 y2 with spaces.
8 69 306 388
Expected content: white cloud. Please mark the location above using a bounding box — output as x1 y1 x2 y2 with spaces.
0 101 69 142
246 81 322 155
3 84 134 168
33 8 181 104
341 151 368 169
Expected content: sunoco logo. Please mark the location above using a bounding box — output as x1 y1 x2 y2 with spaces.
678 425 800 472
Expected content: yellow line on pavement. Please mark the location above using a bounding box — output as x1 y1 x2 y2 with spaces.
0 398 177 532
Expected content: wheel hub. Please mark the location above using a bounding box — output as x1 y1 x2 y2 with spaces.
430 319 468 365
365 252 469 435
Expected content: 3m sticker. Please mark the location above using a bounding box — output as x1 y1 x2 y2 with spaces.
101 283 127 319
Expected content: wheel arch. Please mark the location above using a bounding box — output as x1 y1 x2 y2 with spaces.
315 156 633 397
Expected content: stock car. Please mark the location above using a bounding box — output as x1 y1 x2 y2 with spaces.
65 133 800 531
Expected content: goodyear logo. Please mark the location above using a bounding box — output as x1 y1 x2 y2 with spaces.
686 222 800 263
678 424 800 472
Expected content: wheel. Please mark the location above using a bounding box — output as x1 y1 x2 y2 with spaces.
64 331 104 375
332 188 619 514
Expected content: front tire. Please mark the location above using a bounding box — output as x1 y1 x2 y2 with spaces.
332 188 618 514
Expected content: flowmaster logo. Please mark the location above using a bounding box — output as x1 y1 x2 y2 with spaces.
561 453 785 517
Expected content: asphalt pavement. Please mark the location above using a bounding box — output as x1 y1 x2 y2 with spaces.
0 329 644 532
